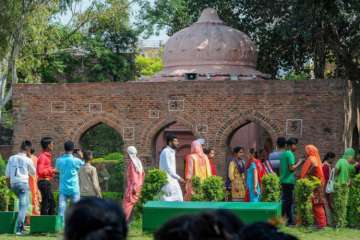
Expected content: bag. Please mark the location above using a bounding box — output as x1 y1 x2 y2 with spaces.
325 168 335 193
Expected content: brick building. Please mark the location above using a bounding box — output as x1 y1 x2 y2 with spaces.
11 8 359 178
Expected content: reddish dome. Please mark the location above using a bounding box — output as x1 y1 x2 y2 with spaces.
157 8 267 79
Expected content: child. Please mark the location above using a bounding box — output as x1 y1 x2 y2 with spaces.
79 151 102 198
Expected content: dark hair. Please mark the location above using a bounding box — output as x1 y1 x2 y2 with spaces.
323 152 336 162
65 197 127 240
249 148 258 158
73 148 82 159
64 140 75 152
276 137 286 148
30 148 35 155
204 148 214 155
196 210 244 239
40 137 53 150
20 140 32 151
84 150 93 162
240 222 298 240
286 138 298 146
154 215 198 240
166 134 177 145
154 210 244 240
233 146 244 154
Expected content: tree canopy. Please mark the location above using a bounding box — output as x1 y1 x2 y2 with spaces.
137 0 360 80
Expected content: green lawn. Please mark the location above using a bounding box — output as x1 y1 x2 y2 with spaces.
1 223 359 240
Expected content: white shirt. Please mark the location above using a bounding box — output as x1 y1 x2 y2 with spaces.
5 153 35 186
159 146 181 181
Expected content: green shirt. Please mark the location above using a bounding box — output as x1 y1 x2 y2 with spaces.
335 158 355 184
280 150 296 184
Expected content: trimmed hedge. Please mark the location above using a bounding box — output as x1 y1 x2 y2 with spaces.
262 174 281 202
294 177 321 226
347 174 360 228
333 182 350 228
136 168 167 214
191 176 225 201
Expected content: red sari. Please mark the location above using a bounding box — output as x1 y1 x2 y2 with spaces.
122 160 144 221
301 145 327 228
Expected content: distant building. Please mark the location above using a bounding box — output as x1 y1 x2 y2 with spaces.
138 40 164 58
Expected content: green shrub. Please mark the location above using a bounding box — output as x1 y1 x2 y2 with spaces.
137 169 167 213
0 154 6 176
102 191 122 203
191 176 203 201
347 174 360 228
191 176 225 202
92 158 105 163
93 159 124 196
202 176 225 201
333 182 350 228
294 177 321 226
104 152 123 161
262 174 281 202
0 176 18 211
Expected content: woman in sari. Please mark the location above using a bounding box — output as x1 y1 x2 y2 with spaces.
227 147 246 201
29 149 41 216
246 149 261 202
300 145 326 228
122 146 145 222
184 140 212 201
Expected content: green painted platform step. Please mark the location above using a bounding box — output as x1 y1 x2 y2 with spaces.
30 215 63 234
143 201 282 232
0 211 18 234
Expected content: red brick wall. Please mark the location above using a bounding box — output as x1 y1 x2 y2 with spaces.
12 79 346 175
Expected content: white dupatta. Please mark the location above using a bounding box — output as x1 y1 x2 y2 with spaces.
127 146 143 173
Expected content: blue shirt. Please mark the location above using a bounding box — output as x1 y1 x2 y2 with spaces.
56 154 84 195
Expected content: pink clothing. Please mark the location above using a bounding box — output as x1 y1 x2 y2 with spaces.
122 160 144 221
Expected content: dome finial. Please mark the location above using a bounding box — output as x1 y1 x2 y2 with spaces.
196 8 223 24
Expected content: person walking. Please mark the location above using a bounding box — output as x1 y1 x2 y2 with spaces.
5 140 36 235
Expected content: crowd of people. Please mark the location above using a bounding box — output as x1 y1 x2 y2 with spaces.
4 134 360 236
5 138 104 235
158 134 360 229
64 197 297 240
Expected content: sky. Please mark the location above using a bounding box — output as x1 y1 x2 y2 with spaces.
56 0 169 43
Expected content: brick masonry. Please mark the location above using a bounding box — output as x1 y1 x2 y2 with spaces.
12 79 350 176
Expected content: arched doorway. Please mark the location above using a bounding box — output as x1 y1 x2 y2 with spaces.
353 125 359 153
79 122 124 157
227 121 273 158
79 122 124 193
153 121 196 179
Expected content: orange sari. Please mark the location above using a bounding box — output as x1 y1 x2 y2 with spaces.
29 155 41 215
184 141 212 201
300 145 327 228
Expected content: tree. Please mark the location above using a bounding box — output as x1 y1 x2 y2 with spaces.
0 0 76 122
135 55 163 77
0 0 139 122
137 0 360 82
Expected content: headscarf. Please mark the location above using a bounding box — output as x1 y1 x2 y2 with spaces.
301 145 325 184
342 148 355 160
189 140 212 177
127 146 143 173
190 140 206 157
305 145 322 167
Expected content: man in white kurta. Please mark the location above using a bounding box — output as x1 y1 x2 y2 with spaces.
159 140 184 202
